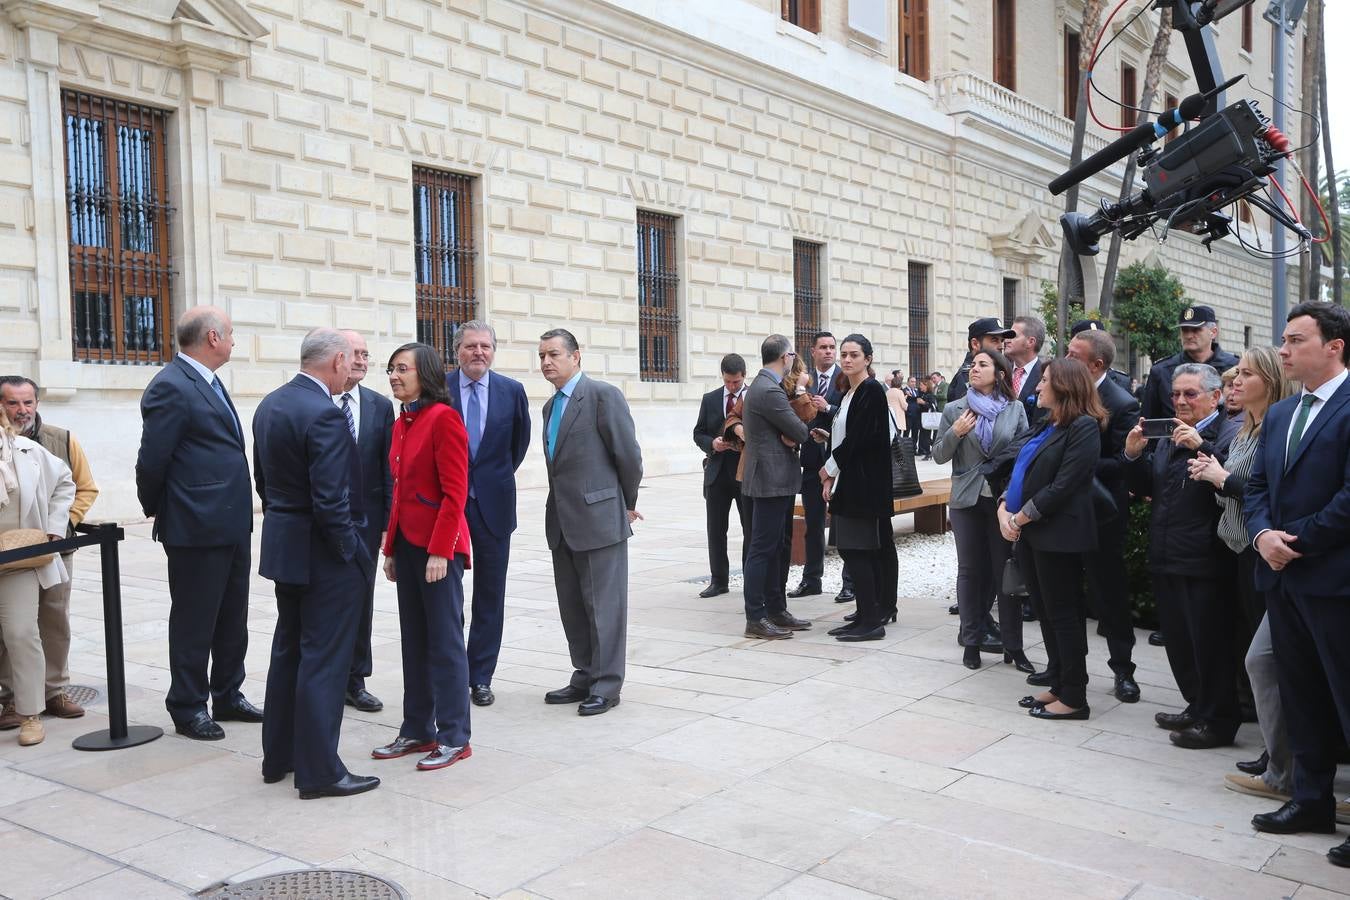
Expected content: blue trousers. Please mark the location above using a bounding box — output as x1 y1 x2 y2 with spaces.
465 498 510 687
395 534 471 747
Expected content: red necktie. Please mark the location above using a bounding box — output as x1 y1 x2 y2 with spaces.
726 391 735 417
1013 366 1025 395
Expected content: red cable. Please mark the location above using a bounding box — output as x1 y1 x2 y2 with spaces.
1298 172 1332 244
1085 0 1139 133
1267 174 1330 244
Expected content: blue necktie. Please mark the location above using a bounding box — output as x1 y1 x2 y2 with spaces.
341 392 357 443
465 381 482 458
547 390 565 459
212 376 240 438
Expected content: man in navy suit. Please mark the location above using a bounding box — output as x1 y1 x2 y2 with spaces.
1245 301 1350 868
447 322 531 708
253 329 378 799
135 306 259 741
335 330 394 714
1005 316 1048 426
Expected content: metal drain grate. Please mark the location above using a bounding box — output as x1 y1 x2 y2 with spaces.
63 685 101 706
200 870 408 899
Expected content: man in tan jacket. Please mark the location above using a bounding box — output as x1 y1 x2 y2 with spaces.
0 376 99 726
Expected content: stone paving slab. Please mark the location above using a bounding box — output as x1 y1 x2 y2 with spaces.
1 471 1347 898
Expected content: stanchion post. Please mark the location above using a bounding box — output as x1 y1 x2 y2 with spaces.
72 523 163 751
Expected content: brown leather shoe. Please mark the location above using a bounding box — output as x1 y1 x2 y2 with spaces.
767 612 813 631
45 693 85 719
744 618 792 640
0 702 19 730
18 716 44 746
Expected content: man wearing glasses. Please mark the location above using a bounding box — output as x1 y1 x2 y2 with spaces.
334 330 395 714
1123 363 1241 750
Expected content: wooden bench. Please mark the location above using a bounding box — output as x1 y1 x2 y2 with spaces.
789 477 952 566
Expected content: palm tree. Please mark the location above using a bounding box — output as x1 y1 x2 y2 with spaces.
1098 6 1173 318
1299 0 1322 299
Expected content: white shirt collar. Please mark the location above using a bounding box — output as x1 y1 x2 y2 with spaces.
1304 368 1348 404
334 384 361 404
1094 371 1107 388
177 351 217 383
297 371 329 394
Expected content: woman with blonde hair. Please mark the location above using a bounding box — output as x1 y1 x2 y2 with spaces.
0 405 74 746
1188 346 1296 791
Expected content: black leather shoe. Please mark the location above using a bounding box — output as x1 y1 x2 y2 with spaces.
843 611 858 623
1021 601 1036 622
1029 703 1090 721
1169 723 1236 750
1113 676 1141 704
1018 695 1048 709
213 697 264 723
417 743 471 770
1329 836 1350 868
745 618 793 640
768 612 812 631
1004 651 1035 674
1251 800 1336 835
471 684 495 707
1154 710 1196 731
544 685 590 704
299 773 380 800
947 604 959 615
345 688 383 712
699 583 729 598
1025 671 1053 686
836 625 885 642
578 695 619 716
1148 630 1165 647
174 712 225 741
978 637 1005 655
833 588 856 604
827 621 861 636
787 582 821 598
963 646 981 669
262 768 291 784
1236 750 1269 776
372 736 437 759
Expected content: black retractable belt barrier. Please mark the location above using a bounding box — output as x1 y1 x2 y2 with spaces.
0 522 163 751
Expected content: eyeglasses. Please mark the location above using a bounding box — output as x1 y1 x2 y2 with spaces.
1170 389 1207 401
385 364 414 375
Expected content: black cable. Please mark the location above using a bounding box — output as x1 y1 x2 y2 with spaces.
1243 76 1322 155
1087 1 1165 121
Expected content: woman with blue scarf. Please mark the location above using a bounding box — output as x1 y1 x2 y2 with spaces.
994 358 1106 722
932 349 1030 671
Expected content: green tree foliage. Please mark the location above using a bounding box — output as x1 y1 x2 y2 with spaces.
1111 262 1189 363
1037 281 1108 355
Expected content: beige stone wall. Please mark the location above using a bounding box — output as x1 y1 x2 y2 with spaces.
0 0 1305 521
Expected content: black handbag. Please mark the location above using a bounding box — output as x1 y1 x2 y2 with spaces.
1002 539 1029 597
889 411 922 499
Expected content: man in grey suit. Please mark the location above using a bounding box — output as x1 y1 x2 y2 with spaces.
740 334 811 640
538 328 643 716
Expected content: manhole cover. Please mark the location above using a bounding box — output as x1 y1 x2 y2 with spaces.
200 870 408 900
64 685 101 706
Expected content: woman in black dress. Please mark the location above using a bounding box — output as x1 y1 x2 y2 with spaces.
819 334 898 642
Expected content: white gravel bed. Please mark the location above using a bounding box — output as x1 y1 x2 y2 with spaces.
725 530 958 604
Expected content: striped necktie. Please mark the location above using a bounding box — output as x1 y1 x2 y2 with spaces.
341 392 357 443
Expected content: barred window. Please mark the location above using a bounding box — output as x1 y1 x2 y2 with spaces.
1002 278 1019 325
908 264 931 376
62 90 174 364
782 0 820 33
413 166 477 369
636 210 680 383
792 239 823 357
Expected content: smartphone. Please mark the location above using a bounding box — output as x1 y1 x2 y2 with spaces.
1142 418 1175 440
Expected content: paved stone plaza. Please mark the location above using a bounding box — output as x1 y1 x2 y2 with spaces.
1 469 1348 899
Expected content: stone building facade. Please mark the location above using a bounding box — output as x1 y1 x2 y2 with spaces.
0 0 1304 519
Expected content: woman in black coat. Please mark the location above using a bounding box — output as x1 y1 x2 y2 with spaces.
993 358 1106 720
819 334 897 642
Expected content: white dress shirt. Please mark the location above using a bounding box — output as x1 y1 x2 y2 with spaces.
1284 368 1349 467
333 384 362 442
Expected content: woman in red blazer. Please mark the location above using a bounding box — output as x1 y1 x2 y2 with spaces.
370 342 474 772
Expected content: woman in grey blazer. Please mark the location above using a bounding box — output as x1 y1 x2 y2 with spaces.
931 350 1031 671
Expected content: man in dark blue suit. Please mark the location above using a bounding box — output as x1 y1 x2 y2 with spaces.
1245 301 1350 867
447 322 531 708
135 306 259 741
335 330 394 714
253 329 378 800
